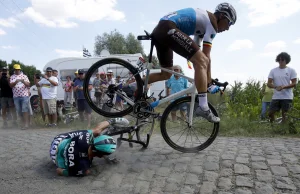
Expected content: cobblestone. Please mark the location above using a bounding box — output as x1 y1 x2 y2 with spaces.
1 129 300 193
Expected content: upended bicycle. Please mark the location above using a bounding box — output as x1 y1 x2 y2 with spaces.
84 30 228 153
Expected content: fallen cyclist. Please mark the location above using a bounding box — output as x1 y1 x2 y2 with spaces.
49 118 129 176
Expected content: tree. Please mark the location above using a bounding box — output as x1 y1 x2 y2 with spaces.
94 30 129 55
0 59 41 86
94 29 160 66
126 33 145 55
0 59 7 69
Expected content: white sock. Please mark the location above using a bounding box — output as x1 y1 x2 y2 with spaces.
198 93 209 111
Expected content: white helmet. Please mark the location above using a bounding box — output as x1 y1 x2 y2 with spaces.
215 2 237 25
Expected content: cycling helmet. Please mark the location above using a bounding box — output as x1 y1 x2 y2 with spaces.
215 2 237 25
92 135 116 154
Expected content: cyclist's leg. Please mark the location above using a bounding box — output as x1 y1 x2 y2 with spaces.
153 21 219 122
147 42 173 84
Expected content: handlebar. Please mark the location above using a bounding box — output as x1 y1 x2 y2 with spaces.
158 89 164 98
211 78 229 94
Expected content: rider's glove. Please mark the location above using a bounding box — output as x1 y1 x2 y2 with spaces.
208 85 220 94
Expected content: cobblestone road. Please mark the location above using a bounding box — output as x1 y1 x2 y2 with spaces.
1 128 300 194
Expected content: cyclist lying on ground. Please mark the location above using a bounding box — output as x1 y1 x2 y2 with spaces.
49 118 129 177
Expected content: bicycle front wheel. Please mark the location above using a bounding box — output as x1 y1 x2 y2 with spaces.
84 58 143 117
160 96 219 153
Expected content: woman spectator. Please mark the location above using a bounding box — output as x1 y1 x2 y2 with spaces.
63 76 73 106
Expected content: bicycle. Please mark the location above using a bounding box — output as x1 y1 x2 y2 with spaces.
84 30 228 153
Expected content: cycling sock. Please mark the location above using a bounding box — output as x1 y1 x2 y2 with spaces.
198 93 209 111
108 118 116 125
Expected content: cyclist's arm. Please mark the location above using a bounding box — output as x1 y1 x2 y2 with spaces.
201 22 216 85
91 120 110 137
202 45 212 85
56 168 69 176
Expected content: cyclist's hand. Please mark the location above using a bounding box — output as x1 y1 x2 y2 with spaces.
208 85 220 94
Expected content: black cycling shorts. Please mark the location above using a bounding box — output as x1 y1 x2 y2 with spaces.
151 20 200 67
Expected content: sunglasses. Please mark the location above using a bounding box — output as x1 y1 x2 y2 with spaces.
174 69 180 71
278 58 285 62
224 15 233 27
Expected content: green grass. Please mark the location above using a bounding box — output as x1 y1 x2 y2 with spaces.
5 104 298 139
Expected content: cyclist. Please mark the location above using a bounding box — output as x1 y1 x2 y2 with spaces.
50 118 129 176
145 3 237 123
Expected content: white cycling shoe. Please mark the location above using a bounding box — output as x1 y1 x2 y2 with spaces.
195 107 220 123
110 117 130 126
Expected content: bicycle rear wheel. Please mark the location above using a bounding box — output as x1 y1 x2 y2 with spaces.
83 58 143 117
160 96 219 153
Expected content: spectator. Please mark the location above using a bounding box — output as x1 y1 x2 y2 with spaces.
93 72 102 106
0 67 17 128
9 64 31 129
63 76 73 106
34 73 46 122
72 70 79 107
260 83 273 120
267 52 297 123
35 67 58 127
74 69 93 128
106 70 115 85
52 69 61 86
115 75 124 110
166 65 189 121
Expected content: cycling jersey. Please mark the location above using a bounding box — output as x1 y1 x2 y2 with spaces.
161 8 217 47
152 8 217 67
50 130 93 176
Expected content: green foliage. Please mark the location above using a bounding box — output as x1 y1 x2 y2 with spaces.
0 59 7 69
94 30 160 66
208 78 300 136
94 29 144 55
0 59 41 86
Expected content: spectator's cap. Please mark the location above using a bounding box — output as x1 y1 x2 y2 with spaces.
52 69 58 72
46 67 53 72
13 64 21 70
173 65 182 72
107 69 113 74
78 69 85 74
2 66 8 70
100 72 105 75
96 72 100 75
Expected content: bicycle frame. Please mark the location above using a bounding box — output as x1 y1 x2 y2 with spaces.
118 62 198 126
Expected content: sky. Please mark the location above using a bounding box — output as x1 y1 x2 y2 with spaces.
0 0 300 86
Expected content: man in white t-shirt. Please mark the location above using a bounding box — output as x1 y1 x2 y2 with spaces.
35 67 59 127
267 52 297 123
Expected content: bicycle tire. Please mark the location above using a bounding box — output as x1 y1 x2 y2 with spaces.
83 58 143 117
160 96 219 153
